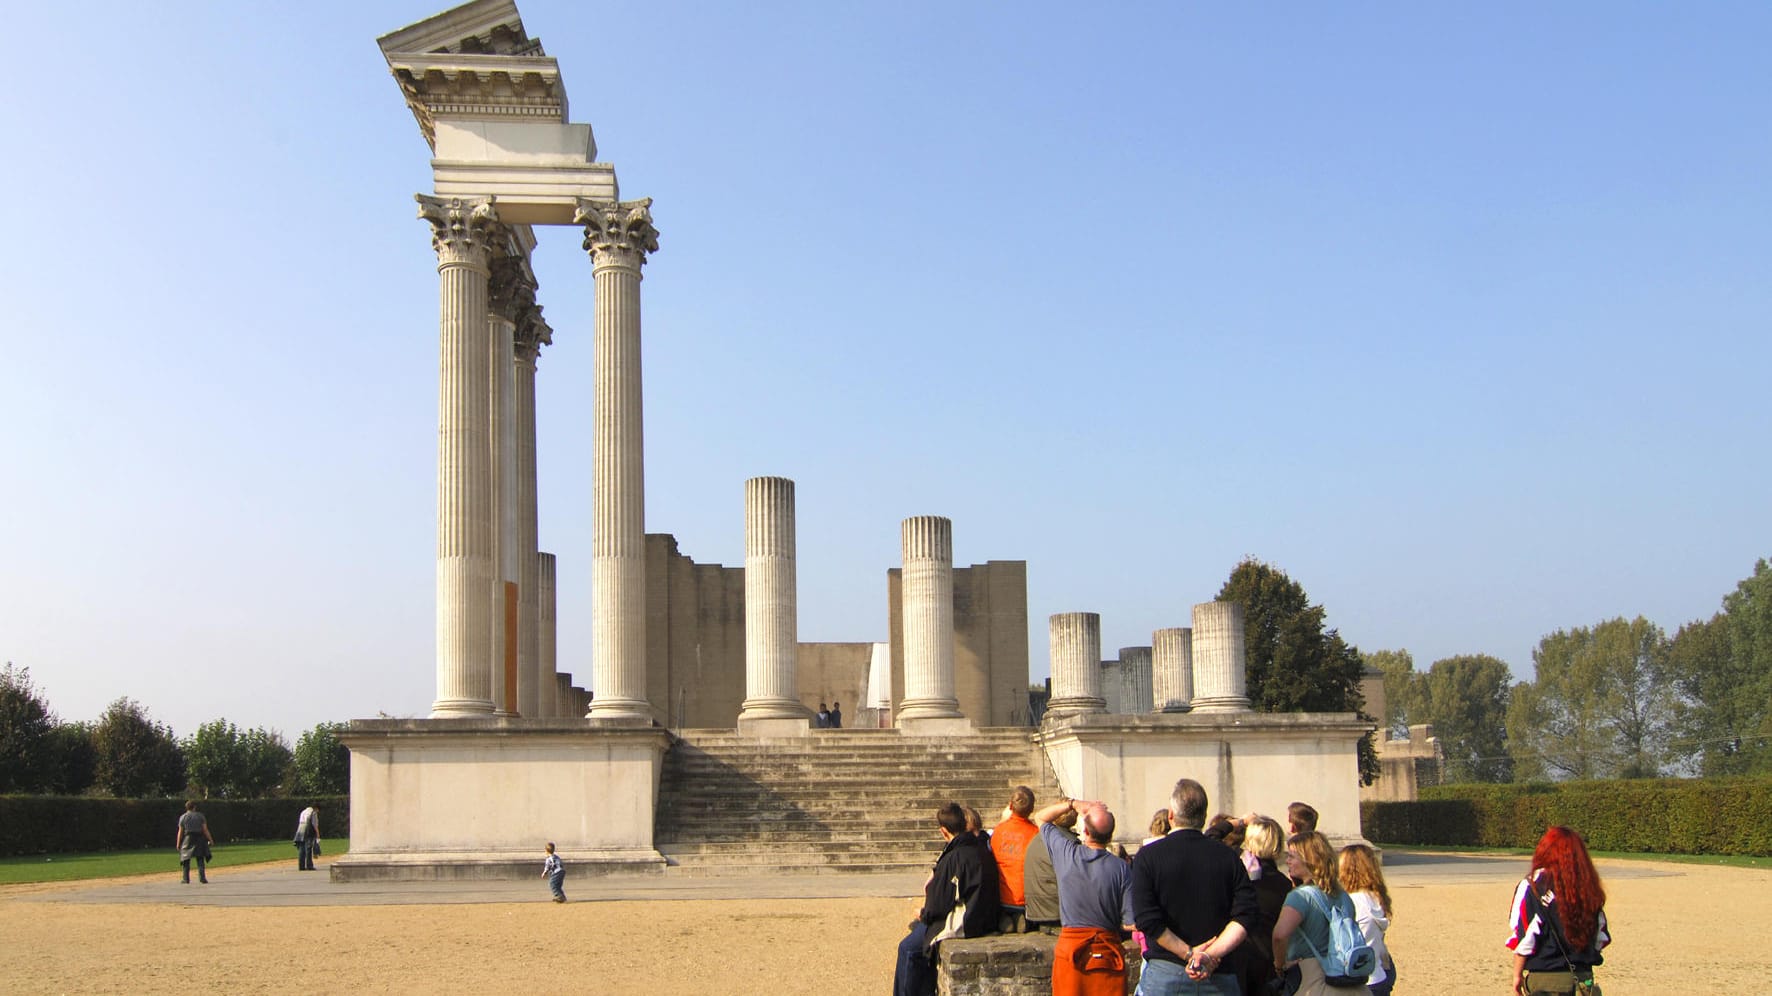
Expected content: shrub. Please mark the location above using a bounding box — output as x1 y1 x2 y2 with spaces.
0 795 348 857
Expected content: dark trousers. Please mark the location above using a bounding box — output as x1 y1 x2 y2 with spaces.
297 838 316 870
180 857 207 883
893 920 936 996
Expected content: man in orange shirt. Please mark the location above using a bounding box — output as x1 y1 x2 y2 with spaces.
990 785 1039 932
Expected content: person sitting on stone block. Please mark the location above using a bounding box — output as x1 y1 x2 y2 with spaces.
892 801 1002 996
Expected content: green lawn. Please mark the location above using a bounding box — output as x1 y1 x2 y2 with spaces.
1381 843 1771 870
0 839 351 885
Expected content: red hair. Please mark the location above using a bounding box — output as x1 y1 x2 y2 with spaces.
1532 826 1606 950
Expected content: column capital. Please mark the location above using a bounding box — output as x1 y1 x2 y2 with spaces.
574 197 659 270
514 304 553 364
417 194 504 270
489 253 537 325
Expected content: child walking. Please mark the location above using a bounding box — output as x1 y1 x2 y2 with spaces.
542 842 566 903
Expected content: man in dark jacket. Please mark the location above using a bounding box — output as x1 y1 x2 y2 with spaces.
893 801 1002 996
1130 778 1259 995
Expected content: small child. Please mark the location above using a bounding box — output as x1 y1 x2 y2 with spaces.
542 842 565 903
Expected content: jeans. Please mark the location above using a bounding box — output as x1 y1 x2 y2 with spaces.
1136 958 1242 996
548 870 566 901
297 839 316 870
893 921 936 996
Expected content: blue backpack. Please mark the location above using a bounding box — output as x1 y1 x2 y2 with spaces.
1298 886 1377 987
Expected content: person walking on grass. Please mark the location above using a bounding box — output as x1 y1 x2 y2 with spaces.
176 801 214 884
543 842 566 902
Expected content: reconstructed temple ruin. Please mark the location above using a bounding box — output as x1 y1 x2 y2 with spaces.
337 0 1373 881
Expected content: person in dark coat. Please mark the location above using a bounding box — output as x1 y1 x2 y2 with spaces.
892 801 1002 996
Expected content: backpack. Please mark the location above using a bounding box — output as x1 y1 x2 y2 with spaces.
1298 886 1377 988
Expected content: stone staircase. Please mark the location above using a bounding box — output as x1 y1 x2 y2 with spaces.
655 728 1064 875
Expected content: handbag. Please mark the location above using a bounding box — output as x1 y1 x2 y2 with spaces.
1527 882 1601 996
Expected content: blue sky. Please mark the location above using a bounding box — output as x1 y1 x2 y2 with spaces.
1 2 1766 740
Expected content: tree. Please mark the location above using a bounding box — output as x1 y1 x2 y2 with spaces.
45 722 97 795
92 698 186 797
1507 617 1672 781
292 723 350 795
1667 559 1772 775
1413 655 1515 783
184 720 242 798
1364 649 1417 739
236 727 293 797
1217 558 1376 782
0 663 56 793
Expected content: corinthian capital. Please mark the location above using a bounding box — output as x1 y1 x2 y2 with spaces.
574 197 659 268
489 253 538 324
417 194 503 267
514 304 553 363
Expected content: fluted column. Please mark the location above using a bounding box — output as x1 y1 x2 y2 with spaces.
1100 659 1124 714
1191 601 1252 713
1046 612 1105 718
538 552 559 715
487 254 527 715
1119 646 1154 715
574 198 659 720
1153 627 1194 713
555 672 571 718
739 477 807 721
420 194 502 718
896 516 962 723
512 295 551 717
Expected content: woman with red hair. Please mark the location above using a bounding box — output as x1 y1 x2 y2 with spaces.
1506 826 1610 995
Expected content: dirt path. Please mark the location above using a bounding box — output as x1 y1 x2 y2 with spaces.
0 856 1759 994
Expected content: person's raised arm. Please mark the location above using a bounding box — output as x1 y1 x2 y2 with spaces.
1032 798 1072 826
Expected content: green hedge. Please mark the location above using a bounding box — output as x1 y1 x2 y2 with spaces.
1362 777 1772 856
0 796 348 857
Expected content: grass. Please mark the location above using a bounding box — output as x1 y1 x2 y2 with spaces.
1380 843 1772 870
0 839 350 885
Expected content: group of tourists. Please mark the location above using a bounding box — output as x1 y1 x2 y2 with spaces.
892 782 1611 996
814 701 843 728
171 801 325 882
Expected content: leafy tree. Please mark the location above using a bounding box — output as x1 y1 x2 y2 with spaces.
1414 654 1515 783
92 698 186 797
184 719 242 798
1507 617 1671 781
45 721 97 795
292 722 350 795
1364 649 1417 738
1217 559 1376 782
1666 559 1772 775
0 663 56 793
236 727 293 797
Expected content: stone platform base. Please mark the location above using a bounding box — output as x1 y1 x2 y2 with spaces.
938 933 1141 995
336 718 671 884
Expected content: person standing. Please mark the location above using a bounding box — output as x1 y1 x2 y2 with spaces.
1033 797 1135 996
176 801 214 884
991 786 1039 932
294 804 321 871
1023 802 1080 934
1339 844 1394 996
892 802 1002 996
1507 826 1609 996
542 842 566 903
828 700 842 728
815 702 830 728
1272 832 1370 996
1130 778 1259 996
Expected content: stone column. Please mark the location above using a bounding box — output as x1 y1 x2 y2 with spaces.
574 198 659 721
738 477 809 727
419 194 502 718
487 254 526 715
1119 646 1154 715
538 551 559 715
1046 612 1105 719
1191 602 1252 713
1152 627 1194 712
513 299 551 717
555 672 572 718
896 516 963 728
1100 659 1124 714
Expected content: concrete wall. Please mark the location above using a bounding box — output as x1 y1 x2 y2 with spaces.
645 534 745 728
889 560 1031 727
796 641 873 721
1038 712 1374 846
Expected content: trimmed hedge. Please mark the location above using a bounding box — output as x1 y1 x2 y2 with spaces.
0 796 348 857
1362 777 1772 856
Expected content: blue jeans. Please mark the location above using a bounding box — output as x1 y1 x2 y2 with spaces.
548 870 566 900
1136 958 1241 996
893 921 936 996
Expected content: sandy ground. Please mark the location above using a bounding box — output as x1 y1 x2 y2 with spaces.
0 855 1760 994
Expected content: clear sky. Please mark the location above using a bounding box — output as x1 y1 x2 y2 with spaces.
1 2 1766 741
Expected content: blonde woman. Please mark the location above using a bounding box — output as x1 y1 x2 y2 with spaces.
1237 817 1292 996
1338 844 1393 996
1271 831 1370 995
